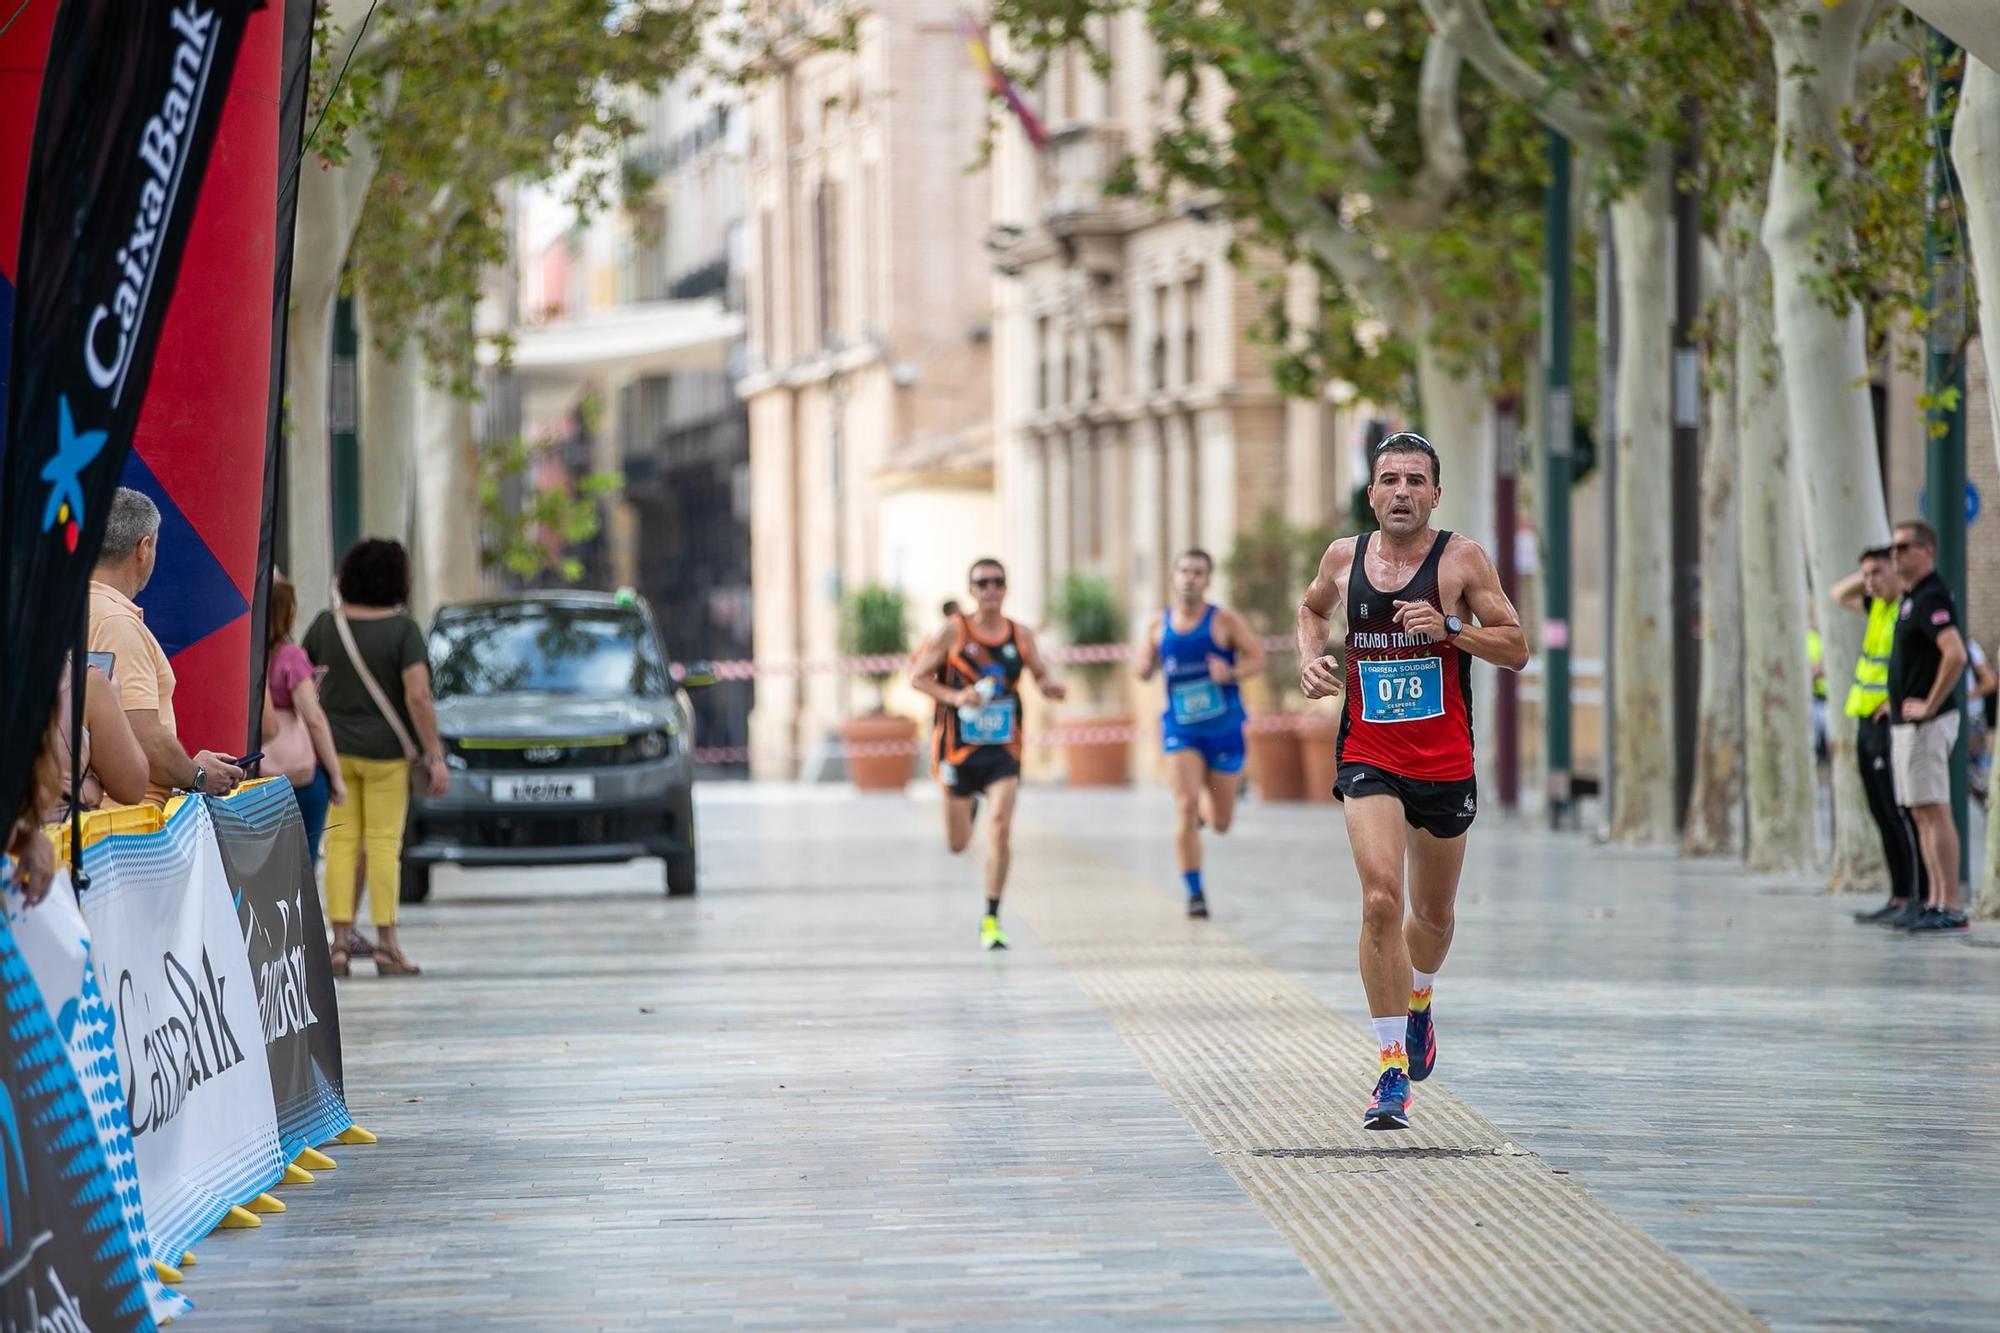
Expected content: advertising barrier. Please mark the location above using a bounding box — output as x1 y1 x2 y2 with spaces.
0 898 158 1332
6 873 192 1326
209 780 352 1160
78 797 286 1266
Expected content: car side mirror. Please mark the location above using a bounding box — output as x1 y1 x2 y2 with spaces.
677 661 719 689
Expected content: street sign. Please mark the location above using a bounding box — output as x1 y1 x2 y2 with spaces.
1915 481 1980 526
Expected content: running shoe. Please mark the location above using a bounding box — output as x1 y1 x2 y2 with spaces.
1853 900 1906 925
1363 1065 1412 1130
1187 893 1209 919
1906 908 1969 934
980 914 1008 950
1887 903 1931 930
1405 1001 1438 1082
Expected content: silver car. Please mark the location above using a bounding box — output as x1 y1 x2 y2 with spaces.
400 591 705 901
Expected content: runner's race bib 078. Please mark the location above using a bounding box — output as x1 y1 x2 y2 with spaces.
1358 657 1444 724
962 698 1018 745
1169 678 1228 726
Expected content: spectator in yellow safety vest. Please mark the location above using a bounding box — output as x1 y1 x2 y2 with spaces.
1831 548 1927 926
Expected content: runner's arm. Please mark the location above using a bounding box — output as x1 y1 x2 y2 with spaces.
1216 607 1266 684
910 624 972 707
1452 540 1531 672
1018 625 1068 701
1829 569 1868 614
1134 614 1163 682
1297 540 1349 700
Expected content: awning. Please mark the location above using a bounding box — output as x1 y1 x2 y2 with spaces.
491 299 742 382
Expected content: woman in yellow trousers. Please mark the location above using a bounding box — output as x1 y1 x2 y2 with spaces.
303 540 450 977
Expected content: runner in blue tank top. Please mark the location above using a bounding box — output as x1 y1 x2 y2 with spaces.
1137 549 1264 917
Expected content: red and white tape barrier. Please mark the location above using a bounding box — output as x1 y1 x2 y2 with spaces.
679 635 1301 683
691 707 1335 766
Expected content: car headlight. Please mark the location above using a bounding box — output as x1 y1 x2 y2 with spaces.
623 730 671 763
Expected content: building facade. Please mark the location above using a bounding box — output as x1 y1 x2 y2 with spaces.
986 17 1370 773
742 2 1000 778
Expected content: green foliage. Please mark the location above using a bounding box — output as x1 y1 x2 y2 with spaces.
313 1 715 390
1049 570 1125 692
478 437 620 583
990 1 1550 407
840 584 910 701
1225 509 1340 699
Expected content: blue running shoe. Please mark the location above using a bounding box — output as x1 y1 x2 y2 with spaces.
1406 1001 1437 1082
1364 1066 1412 1130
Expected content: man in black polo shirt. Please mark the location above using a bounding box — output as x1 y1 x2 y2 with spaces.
1888 520 1970 932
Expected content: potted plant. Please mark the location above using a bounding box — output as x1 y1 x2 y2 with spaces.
838 584 915 791
1049 570 1130 786
1227 510 1343 801
1292 517 1347 802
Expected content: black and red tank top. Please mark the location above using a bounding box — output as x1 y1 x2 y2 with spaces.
932 614 1027 765
1337 530 1474 782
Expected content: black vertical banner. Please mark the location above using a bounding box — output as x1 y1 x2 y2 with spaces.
0 0 261 828
244 0 314 754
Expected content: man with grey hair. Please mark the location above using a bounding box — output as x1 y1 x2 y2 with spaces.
88 487 243 805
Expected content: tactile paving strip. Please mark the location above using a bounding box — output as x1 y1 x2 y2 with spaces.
1016 851 1764 1332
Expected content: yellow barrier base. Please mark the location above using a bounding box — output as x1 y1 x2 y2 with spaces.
153 1261 183 1286
245 1192 285 1215
282 1163 315 1186
296 1147 337 1171
181 1252 196 1267
335 1125 377 1146
216 1207 260 1230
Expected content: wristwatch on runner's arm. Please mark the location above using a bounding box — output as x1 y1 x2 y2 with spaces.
1443 615 1463 640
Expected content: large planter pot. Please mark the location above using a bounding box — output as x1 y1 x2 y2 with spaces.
1063 713 1132 787
841 713 919 792
1248 724 1307 801
1296 713 1342 803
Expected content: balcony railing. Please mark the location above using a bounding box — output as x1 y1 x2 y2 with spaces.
1041 124 1127 225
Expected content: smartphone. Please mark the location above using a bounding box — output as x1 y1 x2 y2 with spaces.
85 651 115 677
228 751 264 771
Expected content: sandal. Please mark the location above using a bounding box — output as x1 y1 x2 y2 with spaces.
343 930 377 958
373 945 422 977
329 947 350 979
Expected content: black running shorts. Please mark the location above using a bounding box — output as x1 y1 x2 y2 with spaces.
1333 762 1477 839
939 746 1020 799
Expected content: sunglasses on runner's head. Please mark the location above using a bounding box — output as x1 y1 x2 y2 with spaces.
972 576 1006 589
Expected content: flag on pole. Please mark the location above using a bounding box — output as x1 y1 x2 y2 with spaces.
958 12 1048 151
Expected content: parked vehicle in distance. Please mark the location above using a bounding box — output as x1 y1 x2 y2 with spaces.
401 590 709 901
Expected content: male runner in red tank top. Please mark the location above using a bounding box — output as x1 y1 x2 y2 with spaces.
1297 434 1528 1129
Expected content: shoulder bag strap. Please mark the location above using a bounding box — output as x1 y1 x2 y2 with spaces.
333 606 419 762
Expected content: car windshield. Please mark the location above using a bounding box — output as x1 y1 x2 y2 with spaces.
430 604 671 700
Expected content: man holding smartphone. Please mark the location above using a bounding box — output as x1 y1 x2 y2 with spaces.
87 489 243 803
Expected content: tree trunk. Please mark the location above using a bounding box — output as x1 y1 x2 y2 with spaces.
357 295 417 545
1734 219 1819 875
411 360 482 623
1761 3 1892 890
285 123 385 617
1606 166 1679 843
1953 55 2000 917
1682 240 1744 857
1415 329 1495 552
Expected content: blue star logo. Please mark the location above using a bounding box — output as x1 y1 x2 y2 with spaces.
41 395 108 552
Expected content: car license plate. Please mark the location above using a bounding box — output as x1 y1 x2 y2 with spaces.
491 775 595 803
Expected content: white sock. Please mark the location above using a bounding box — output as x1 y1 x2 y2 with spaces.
1411 967 1438 995
1372 1016 1407 1060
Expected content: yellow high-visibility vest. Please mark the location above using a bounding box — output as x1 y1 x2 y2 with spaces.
1844 598 1897 718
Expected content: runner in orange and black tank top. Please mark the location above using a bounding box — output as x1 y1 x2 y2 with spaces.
931 612 1027 790
1337 530 1475 784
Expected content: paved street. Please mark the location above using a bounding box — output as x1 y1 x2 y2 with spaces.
183 785 2000 1330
